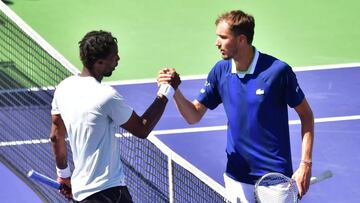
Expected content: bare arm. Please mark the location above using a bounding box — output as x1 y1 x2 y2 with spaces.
173 89 207 124
50 114 72 199
157 68 207 124
50 114 68 170
121 69 181 138
121 95 168 139
292 98 314 198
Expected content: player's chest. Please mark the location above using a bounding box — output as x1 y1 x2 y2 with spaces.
218 74 283 106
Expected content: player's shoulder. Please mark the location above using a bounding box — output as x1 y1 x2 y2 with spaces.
213 59 231 69
259 52 292 72
55 75 77 89
205 59 231 82
100 83 118 96
210 59 231 76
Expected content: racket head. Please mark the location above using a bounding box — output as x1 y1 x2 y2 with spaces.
254 172 298 203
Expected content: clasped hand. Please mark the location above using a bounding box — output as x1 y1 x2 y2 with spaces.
157 68 181 90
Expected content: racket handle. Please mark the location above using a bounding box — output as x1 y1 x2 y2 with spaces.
27 170 63 189
310 170 333 184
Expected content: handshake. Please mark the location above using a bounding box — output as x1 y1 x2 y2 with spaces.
156 68 181 100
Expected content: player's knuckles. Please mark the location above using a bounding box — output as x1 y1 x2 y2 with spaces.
158 69 168 74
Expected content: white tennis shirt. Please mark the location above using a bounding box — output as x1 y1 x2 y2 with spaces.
51 75 133 201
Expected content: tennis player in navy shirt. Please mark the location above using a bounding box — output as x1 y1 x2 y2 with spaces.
158 10 314 203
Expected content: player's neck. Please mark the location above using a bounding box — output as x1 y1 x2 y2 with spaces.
80 67 103 82
233 46 254 72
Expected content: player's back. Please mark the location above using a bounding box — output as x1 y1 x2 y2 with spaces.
51 75 128 200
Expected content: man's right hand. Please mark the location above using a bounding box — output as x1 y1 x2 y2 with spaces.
57 177 72 200
157 68 181 90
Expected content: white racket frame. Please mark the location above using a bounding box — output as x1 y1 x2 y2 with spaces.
254 170 333 203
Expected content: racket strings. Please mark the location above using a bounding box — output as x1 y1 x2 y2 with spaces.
255 173 298 203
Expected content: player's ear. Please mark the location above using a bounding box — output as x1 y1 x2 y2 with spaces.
94 59 104 67
238 34 248 44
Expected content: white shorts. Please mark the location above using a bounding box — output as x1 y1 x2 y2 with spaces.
223 173 254 203
224 173 309 203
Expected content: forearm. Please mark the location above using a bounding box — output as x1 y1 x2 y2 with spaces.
50 115 68 169
296 111 314 197
138 95 168 137
300 117 314 163
51 137 68 168
295 99 314 163
173 90 204 124
125 67 180 138
292 99 315 197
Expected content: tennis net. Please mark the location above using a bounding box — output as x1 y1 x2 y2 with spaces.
0 2 230 202
117 129 230 203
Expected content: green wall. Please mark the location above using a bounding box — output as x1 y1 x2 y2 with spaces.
8 0 360 81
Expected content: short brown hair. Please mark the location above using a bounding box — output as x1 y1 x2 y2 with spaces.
215 10 255 44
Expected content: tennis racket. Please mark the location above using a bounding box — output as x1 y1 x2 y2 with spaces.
27 169 67 190
254 170 332 203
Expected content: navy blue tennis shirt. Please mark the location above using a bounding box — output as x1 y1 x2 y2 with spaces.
197 50 305 184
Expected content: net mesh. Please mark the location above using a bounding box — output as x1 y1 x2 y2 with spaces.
0 3 230 203
172 161 230 202
0 3 74 202
118 130 170 203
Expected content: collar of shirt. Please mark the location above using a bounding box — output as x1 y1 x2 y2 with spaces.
231 48 259 78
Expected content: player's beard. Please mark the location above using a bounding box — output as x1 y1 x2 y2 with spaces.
221 54 231 60
104 71 113 77
220 52 231 60
104 64 116 77
103 68 113 77
219 49 232 60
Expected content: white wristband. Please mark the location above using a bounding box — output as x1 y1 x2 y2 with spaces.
56 165 71 178
157 84 175 100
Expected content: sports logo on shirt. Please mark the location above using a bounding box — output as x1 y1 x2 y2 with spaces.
256 88 265 95
200 81 210 94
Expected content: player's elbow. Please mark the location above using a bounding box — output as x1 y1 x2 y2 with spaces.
130 127 151 139
181 102 206 125
133 131 149 139
50 133 57 144
185 116 201 125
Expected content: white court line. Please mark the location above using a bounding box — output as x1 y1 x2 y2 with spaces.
1 115 359 146
0 138 69 147
104 62 360 85
0 139 50 147
0 86 55 94
152 115 360 135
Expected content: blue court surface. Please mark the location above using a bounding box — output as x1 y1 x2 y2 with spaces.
1 64 359 202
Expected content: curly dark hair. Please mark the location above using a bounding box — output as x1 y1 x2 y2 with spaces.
215 10 255 44
78 30 118 69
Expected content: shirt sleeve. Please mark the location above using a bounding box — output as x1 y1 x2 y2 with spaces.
104 89 133 126
285 67 305 108
51 89 61 115
196 66 222 110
